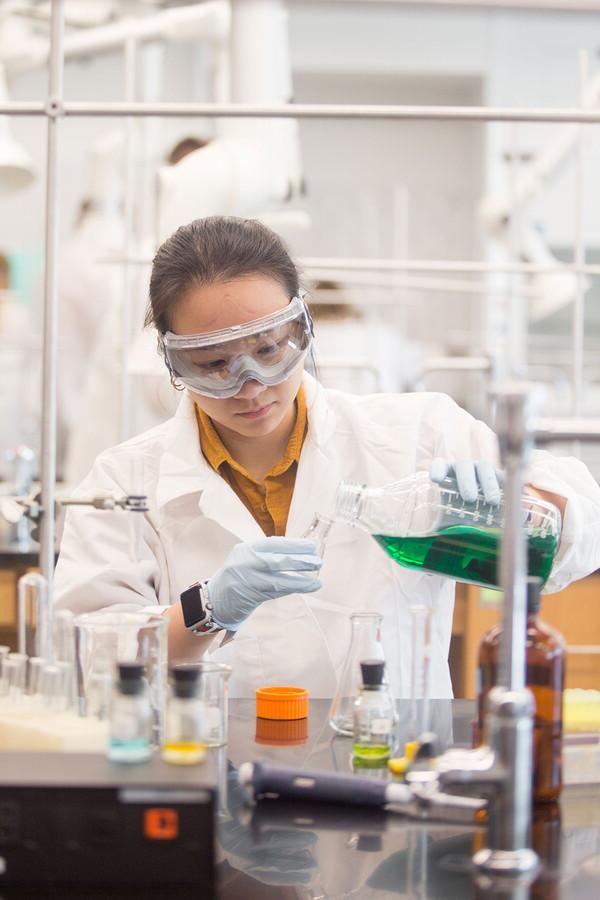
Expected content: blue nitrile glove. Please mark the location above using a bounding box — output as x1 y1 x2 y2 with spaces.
429 458 503 506
207 537 322 631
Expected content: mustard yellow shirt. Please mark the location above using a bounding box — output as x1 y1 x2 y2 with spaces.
196 388 308 537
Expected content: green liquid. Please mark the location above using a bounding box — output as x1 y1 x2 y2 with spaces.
352 744 391 764
373 525 558 589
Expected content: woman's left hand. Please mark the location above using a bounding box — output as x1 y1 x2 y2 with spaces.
430 458 502 505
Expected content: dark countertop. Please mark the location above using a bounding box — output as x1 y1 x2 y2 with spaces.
217 698 600 900
1 701 600 899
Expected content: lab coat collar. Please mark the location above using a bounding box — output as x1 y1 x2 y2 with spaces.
155 372 337 516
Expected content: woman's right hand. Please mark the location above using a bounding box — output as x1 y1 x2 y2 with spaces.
207 537 322 631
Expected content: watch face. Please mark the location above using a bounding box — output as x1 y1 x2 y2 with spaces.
181 584 204 628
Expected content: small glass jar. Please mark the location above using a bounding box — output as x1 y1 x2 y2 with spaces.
162 666 206 766
108 662 153 764
352 659 395 764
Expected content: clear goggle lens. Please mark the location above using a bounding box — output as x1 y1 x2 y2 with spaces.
162 298 313 398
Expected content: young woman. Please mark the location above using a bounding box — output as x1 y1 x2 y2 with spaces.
54 216 600 698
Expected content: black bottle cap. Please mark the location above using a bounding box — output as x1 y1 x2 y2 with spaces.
414 732 439 761
117 662 146 696
171 665 200 699
360 659 385 687
527 577 542 615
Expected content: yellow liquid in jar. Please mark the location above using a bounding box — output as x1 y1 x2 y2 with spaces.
161 741 206 765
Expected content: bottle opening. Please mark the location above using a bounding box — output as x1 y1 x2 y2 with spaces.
335 482 366 524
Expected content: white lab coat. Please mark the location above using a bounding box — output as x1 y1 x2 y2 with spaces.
54 374 600 698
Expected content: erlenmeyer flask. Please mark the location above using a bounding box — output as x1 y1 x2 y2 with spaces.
329 611 393 736
303 513 333 557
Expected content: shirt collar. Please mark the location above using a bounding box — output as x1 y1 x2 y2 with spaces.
196 386 308 480
156 373 336 508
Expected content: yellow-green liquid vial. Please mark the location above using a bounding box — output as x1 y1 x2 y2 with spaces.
162 741 206 766
374 526 558 589
352 743 391 765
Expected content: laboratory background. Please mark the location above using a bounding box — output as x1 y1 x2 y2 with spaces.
1 1 600 898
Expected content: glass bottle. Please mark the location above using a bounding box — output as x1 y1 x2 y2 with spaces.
162 666 206 765
352 659 395 763
334 473 561 590
108 662 153 764
329 612 394 736
477 577 565 802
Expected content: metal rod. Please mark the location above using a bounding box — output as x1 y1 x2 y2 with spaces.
572 51 588 421
39 0 65 659
495 387 531 691
507 123 526 379
119 36 137 442
6 100 600 124
291 0 600 9
101 253 600 276
533 418 600 444
0 103 45 115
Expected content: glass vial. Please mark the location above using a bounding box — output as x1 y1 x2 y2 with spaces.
108 663 153 764
162 666 206 766
477 577 565 802
352 659 395 763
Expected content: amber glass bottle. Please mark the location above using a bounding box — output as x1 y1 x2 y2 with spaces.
476 577 565 802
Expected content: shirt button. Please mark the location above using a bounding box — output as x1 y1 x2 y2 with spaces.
260 502 267 512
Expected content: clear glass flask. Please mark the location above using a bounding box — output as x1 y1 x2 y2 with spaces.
196 661 231 747
303 513 333 557
75 611 167 743
334 472 561 590
329 612 394 736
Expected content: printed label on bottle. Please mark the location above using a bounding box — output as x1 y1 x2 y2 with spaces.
371 718 392 735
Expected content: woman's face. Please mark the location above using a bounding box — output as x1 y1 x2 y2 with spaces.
170 274 304 438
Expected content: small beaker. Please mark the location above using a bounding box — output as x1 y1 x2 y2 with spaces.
303 513 333 558
75 611 167 745
329 612 395 736
196 661 231 747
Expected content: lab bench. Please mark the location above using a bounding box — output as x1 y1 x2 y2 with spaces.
1 699 600 899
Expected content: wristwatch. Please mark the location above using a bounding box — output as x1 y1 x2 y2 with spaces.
180 581 223 635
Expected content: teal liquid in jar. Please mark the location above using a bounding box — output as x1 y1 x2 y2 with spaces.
373 525 558 589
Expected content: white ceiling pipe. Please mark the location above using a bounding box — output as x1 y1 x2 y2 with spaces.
2 1 229 74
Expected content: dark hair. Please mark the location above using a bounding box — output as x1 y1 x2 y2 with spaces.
165 136 210 166
146 216 300 334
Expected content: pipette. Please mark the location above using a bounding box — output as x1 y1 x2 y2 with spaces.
409 605 433 741
238 760 485 823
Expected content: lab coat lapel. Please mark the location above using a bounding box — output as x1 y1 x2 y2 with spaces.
197 473 265 542
286 374 340 536
156 392 264 543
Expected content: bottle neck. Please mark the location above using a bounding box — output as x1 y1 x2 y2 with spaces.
334 473 439 535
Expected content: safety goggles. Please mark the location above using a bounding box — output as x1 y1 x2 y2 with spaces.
161 295 314 399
